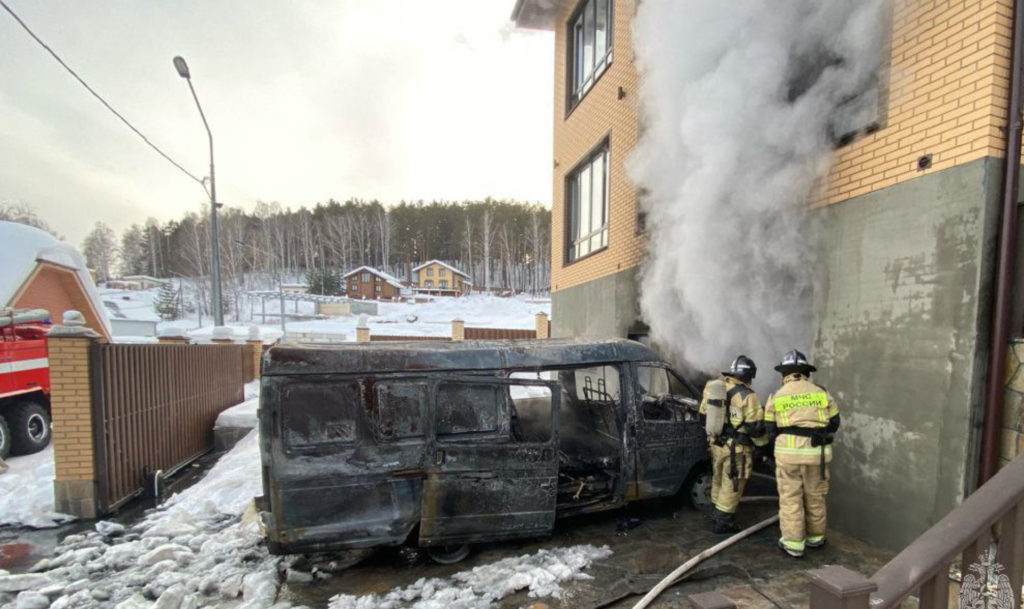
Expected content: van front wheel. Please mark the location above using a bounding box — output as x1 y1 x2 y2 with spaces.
427 544 470 565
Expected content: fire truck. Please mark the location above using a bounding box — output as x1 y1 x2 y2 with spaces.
0 308 53 459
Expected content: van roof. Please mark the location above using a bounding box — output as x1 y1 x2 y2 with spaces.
263 338 662 376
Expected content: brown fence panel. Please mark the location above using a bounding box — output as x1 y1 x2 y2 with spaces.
369 335 450 342
464 327 537 340
92 343 246 512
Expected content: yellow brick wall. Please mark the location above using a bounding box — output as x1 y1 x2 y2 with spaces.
551 0 646 293
48 337 96 482
819 0 1013 204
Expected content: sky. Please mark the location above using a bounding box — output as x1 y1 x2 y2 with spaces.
0 1 554 244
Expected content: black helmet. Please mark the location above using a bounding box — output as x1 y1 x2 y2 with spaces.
723 355 757 382
774 349 817 375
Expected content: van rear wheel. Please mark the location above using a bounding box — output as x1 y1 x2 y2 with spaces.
8 401 51 456
685 465 713 511
427 544 470 565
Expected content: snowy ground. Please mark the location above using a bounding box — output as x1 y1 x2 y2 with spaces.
99 287 550 344
0 448 71 529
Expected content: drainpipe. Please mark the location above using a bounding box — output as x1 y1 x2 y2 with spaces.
980 0 1024 484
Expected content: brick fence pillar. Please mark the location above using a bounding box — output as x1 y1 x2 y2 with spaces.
452 319 465 341
535 312 550 339
47 321 103 519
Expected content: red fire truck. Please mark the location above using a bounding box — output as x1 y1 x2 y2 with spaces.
0 309 53 459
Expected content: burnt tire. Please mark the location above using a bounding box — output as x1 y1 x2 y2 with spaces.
0 415 10 460
427 544 470 565
8 401 51 456
684 464 713 511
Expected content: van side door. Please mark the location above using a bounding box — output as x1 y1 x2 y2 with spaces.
632 363 702 498
419 376 560 546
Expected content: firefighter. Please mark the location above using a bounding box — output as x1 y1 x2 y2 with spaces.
764 350 840 558
700 355 765 534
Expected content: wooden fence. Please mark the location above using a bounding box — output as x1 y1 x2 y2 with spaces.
464 327 537 340
91 343 246 511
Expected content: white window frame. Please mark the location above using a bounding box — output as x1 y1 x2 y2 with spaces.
567 140 610 262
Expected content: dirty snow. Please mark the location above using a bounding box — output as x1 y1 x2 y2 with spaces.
215 381 262 430
0 446 72 529
328 545 612 609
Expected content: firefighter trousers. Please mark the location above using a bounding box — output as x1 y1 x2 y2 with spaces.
710 443 752 514
776 462 829 554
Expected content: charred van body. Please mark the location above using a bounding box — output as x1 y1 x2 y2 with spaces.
257 338 709 559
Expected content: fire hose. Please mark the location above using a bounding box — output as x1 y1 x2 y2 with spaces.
628 514 780 609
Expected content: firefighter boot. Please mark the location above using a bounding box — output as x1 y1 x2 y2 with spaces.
711 509 739 534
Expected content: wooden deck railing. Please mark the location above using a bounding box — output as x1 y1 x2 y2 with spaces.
808 453 1024 609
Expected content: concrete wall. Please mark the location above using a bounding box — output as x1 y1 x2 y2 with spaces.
552 266 641 338
812 156 1001 550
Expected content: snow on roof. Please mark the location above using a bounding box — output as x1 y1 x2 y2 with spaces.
0 221 112 336
412 259 469 278
341 266 405 289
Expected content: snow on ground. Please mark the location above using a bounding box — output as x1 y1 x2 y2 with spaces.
99 289 161 323
0 447 71 529
328 545 612 609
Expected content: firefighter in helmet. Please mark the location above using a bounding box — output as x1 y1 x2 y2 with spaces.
764 349 840 558
699 355 766 534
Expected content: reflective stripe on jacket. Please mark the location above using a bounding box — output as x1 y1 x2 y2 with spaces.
764 374 839 465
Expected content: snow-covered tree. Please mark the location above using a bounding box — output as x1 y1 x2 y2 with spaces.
82 221 117 282
155 281 180 321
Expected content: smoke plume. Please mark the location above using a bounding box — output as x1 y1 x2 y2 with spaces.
628 0 889 379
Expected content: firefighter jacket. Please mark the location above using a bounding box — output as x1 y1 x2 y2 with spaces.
764 374 840 465
700 375 765 447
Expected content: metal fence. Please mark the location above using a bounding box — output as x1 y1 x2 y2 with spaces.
808 453 1024 609
91 343 246 512
369 334 450 342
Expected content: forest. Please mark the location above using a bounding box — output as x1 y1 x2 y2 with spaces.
62 198 551 313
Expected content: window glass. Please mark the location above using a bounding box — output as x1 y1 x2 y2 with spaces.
375 381 426 439
440 280 448 288
637 365 670 396
282 381 361 449
427 268 434 275
568 143 610 261
361 272 369 282
569 0 613 104
436 383 505 440
509 384 552 442
573 365 620 404
440 268 446 276
426 279 433 287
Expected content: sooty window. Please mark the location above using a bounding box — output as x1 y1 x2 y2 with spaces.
281 380 361 450
568 0 613 109
436 382 507 440
375 381 427 440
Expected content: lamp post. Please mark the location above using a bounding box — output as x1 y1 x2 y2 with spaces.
173 55 224 327
235 240 287 338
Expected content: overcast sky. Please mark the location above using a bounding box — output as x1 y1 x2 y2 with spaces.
0 1 554 244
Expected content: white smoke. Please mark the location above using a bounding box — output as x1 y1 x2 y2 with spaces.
628 0 890 378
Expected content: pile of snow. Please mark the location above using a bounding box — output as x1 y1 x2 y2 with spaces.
0 447 72 529
328 545 612 609
0 430 278 609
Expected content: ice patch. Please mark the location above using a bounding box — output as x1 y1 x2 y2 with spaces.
328 545 612 609
0 446 72 528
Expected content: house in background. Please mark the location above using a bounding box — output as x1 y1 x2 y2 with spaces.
1 221 112 341
105 275 170 291
412 260 472 296
342 266 404 300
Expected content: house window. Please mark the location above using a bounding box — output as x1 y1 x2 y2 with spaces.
361 272 370 282
440 280 448 289
427 268 434 276
375 284 381 292
426 279 434 288
567 140 610 262
569 0 613 108
440 268 446 276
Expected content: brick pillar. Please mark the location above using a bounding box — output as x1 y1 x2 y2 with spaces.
47 324 103 518
535 312 550 339
246 341 263 379
211 326 235 344
452 319 465 341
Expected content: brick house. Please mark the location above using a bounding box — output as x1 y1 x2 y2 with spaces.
513 0 1023 551
342 266 404 300
412 260 472 296
1 221 112 341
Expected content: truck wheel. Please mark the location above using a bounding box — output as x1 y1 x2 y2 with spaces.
8 401 51 456
427 544 470 565
685 465 713 511
0 416 10 459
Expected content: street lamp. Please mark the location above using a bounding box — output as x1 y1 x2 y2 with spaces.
173 55 224 327
235 240 287 338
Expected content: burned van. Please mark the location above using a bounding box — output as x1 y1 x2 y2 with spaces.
257 338 709 562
